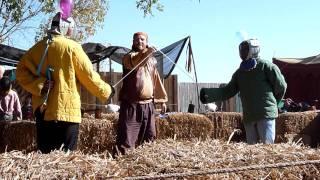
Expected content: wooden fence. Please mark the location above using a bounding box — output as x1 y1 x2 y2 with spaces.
178 82 239 113
179 82 215 113
10 69 239 115
80 72 239 114
80 73 179 113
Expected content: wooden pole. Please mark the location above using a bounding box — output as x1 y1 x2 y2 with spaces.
109 58 113 104
95 61 101 118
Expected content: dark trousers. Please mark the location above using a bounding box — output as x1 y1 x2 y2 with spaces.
35 108 79 154
115 102 155 155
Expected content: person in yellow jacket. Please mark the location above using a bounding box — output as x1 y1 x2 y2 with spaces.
16 12 114 153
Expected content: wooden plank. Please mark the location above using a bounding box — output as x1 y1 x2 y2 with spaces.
172 75 178 112
80 73 186 113
178 82 239 113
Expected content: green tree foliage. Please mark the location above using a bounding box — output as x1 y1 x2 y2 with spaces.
0 0 55 43
136 0 199 17
136 0 164 17
35 0 109 42
1 0 192 44
73 0 108 41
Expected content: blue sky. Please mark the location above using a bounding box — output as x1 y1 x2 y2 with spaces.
16 0 320 83
87 0 320 83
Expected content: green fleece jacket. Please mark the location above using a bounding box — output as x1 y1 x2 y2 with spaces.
201 59 287 123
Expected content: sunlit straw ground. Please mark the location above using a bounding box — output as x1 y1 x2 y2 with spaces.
1 139 319 179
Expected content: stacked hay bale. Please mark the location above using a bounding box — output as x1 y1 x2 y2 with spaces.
1 139 320 179
276 111 319 146
78 113 118 154
204 112 245 141
205 111 320 145
1 111 320 153
0 113 120 154
0 121 36 153
78 112 214 154
156 113 213 140
117 139 320 179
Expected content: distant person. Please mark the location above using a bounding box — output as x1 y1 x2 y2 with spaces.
115 32 167 155
0 76 22 121
0 65 5 79
16 12 114 153
200 39 287 144
22 95 33 120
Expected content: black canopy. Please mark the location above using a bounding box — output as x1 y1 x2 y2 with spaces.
0 36 191 78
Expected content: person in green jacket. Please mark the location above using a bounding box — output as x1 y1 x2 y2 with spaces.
200 39 287 144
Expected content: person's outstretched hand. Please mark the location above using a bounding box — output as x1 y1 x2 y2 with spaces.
200 88 209 104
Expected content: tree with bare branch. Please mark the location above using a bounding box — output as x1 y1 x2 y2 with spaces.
0 0 55 43
1 0 167 44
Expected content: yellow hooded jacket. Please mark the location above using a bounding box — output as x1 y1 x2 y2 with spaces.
16 35 112 123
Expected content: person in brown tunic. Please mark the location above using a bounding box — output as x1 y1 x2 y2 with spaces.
115 32 167 155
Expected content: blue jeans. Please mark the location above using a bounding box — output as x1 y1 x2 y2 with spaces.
243 118 275 144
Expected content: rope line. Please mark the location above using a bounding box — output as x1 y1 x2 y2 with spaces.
113 46 197 88
150 46 196 82
120 159 320 180
112 51 154 88
81 103 177 107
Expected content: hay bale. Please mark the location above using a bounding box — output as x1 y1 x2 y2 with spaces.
1 111 320 153
277 111 318 135
204 112 245 141
156 113 213 140
0 113 119 154
1 139 320 179
205 112 243 129
78 116 118 154
276 111 320 146
80 112 213 153
204 111 320 144
0 120 36 153
116 139 320 179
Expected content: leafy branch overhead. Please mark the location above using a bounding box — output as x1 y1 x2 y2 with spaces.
136 0 200 16
0 0 198 44
2 0 109 43
136 0 164 17
0 0 55 43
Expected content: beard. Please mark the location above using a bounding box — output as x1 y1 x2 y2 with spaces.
132 44 147 52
